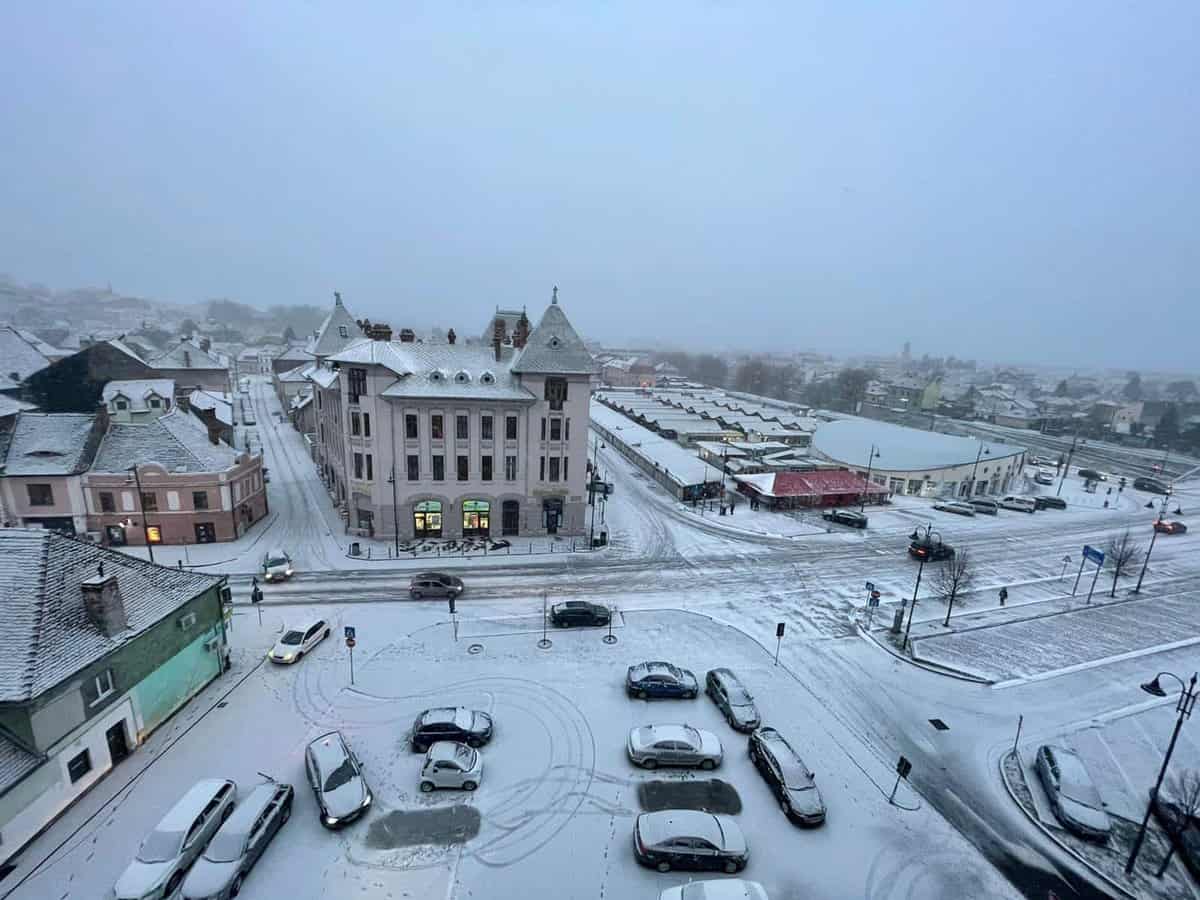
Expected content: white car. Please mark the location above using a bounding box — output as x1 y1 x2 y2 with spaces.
627 724 723 770
268 618 330 664
933 500 976 517
660 880 769 900
1034 469 1055 485
419 741 483 792
113 779 237 900
262 549 293 582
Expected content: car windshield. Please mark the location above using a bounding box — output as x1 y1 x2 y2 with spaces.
322 756 358 792
455 745 476 766
280 630 304 645
137 829 184 863
204 830 245 863
266 556 288 567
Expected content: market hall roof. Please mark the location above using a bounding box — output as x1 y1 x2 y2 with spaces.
811 418 1026 472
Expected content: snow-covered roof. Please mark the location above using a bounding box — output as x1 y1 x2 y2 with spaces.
0 394 36 418
0 529 222 702
188 390 233 427
307 365 340 389
105 338 149 365
0 325 54 381
91 410 240 474
380 344 536 401
0 413 98 475
811 418 1026 472
309 293 364 358
150 339 225 370
273 343 316 364
590 401 724 488
102 379 175 410
326 339 415 376
277 362 316 383
0 732 41 793
510 296 595 375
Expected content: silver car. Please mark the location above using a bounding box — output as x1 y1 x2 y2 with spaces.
306 731 372 829
659 881 769 900
933 500 976 516
1035 744 1110 841
627 724 723 770
181 782 294 899
113 779 237 900
419 741 483 792
261 549 293 582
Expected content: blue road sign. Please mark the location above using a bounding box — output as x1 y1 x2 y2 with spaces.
344 626 356 640
865 581 875 591
1083 545 1105 566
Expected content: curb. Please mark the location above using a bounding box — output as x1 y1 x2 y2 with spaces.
855 623 993 684
341 544 608 563
997 750 1137 900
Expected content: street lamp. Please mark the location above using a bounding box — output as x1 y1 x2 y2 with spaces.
1133 485 1173 594
386 467 399 556
127 464 155 564
1057 424 1084 497
903 524 940 651
968 442 990 498
860 444 880 512
1126 671 1198 874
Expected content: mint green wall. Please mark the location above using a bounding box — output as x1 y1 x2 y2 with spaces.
132 625 221 736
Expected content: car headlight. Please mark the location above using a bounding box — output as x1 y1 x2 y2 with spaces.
264 573 273 581
285 568 293 576
362 791 373 809
324 814 340 826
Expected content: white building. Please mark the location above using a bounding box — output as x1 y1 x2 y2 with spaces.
810 418 1028 498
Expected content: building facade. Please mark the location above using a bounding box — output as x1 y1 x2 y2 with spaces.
310 291 593 539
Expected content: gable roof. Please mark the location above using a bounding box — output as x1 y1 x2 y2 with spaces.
380 344 535 402
91 409 240 474
310 294 364 358
510 295 595 375
150 339 225 370
0 394 36 418
102 379 176 410
0 325 54 382
187 390 233 427
273 343 316 364
0 413 99 475
0 529 221 702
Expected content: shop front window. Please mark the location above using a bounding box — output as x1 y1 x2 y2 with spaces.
462 500 490 537
413 500 443 538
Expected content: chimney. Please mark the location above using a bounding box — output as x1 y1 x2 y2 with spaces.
81 572 128 637
399 328 415 343
183 350 192 368
513 310 531 349
199 337 211 353
492 316 505 362
447 328 456 345
366 322 392 341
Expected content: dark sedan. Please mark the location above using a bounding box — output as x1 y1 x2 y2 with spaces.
550 601 611 627
1154 520 1188 535
908 539 955 561
411 707 493 752
409 573 464 599
705 668 761 732
626 661 698 699
633 810 748 874
749 727 826 826
822 509 867 528
1035 496 1068 510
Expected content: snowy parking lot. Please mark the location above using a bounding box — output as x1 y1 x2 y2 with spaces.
6 605 1016 900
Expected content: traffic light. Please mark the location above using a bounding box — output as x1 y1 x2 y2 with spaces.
448 595 456 615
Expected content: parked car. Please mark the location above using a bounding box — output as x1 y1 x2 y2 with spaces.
908 537 955 561
1034 470 1055 486
821 508 867 528
626 661 699 699
933 500 976 517
261 549 293 582
419 741 483 792
1152 792 1200 882
1077 468 1106 482
1035 496 1068 511
1134 476 1170 494
410 707 494 751
705 668 761 732
627 724 723 770
633 810 748 874
550 600 611 627
1154 520 1188 535
1030 455 1055 466
1035 744 1110 841
969 498 999 515
658 880 769 900
999 495 1036 514
306 731 371 829
268 617 330 664
409 572 464 599
181 781 293 900
113 779 237 900
748 727 826 826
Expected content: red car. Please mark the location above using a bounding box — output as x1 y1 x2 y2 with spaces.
1154 520 1188 535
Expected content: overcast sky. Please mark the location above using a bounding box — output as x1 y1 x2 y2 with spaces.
1 3 1197 367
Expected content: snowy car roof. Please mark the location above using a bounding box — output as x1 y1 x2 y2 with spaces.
635 724 700 746
422 707 473 728
637 811 743 852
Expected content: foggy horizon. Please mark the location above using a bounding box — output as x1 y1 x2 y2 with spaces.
2 3 1197 369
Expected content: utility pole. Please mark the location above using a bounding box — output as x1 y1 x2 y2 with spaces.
1057 423 1082 497
968 442 989 498
129 464 155 564
588 435 599 548
388 466 399 557
903 555 927 651
1134 488 1172 594
860 444 880 512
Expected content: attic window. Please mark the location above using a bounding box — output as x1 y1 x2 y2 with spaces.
454 371 471 384
480 371 496 385
429 370 444 383
338 325 349 338
549 336 561 348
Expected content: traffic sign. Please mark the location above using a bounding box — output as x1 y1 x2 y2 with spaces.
868 590 881 608
345 637 356 649
1083 545 1105 566
344 626 356 640
896 755 912 778
775 622 786 638
865 581 875 592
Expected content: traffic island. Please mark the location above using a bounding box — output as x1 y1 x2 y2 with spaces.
999 750 1193 899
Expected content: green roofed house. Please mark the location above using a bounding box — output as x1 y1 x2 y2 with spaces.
0 529 230 866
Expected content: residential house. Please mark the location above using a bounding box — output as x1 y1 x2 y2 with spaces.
185 389 235 446
0 325 54 390
0 530 230 864
23 339 154 413
101 379 175 423
270 342 316 376
0 413 103 534
146 337 230 395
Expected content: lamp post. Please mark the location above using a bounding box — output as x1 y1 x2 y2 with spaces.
903 554 927 652
589 435 601 548
387 466 399 557
1133 485 1173 594
968 442 990 498
860 445 880 512
128 464 155 564
1126 671 1198 874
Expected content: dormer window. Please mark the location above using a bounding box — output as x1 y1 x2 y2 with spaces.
338 325 349 338
429 370 444 383
454 370 471 384
549 336 561 348
480 371 496 385
114 399 128 410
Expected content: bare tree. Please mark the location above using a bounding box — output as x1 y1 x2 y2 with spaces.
938 549 975 627
1157 769 1200 877
1107 529 1143 597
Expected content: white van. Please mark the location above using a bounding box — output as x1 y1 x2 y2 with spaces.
999 495 1036 514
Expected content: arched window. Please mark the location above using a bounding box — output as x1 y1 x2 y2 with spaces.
462 499 490 537
413 500 442 538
